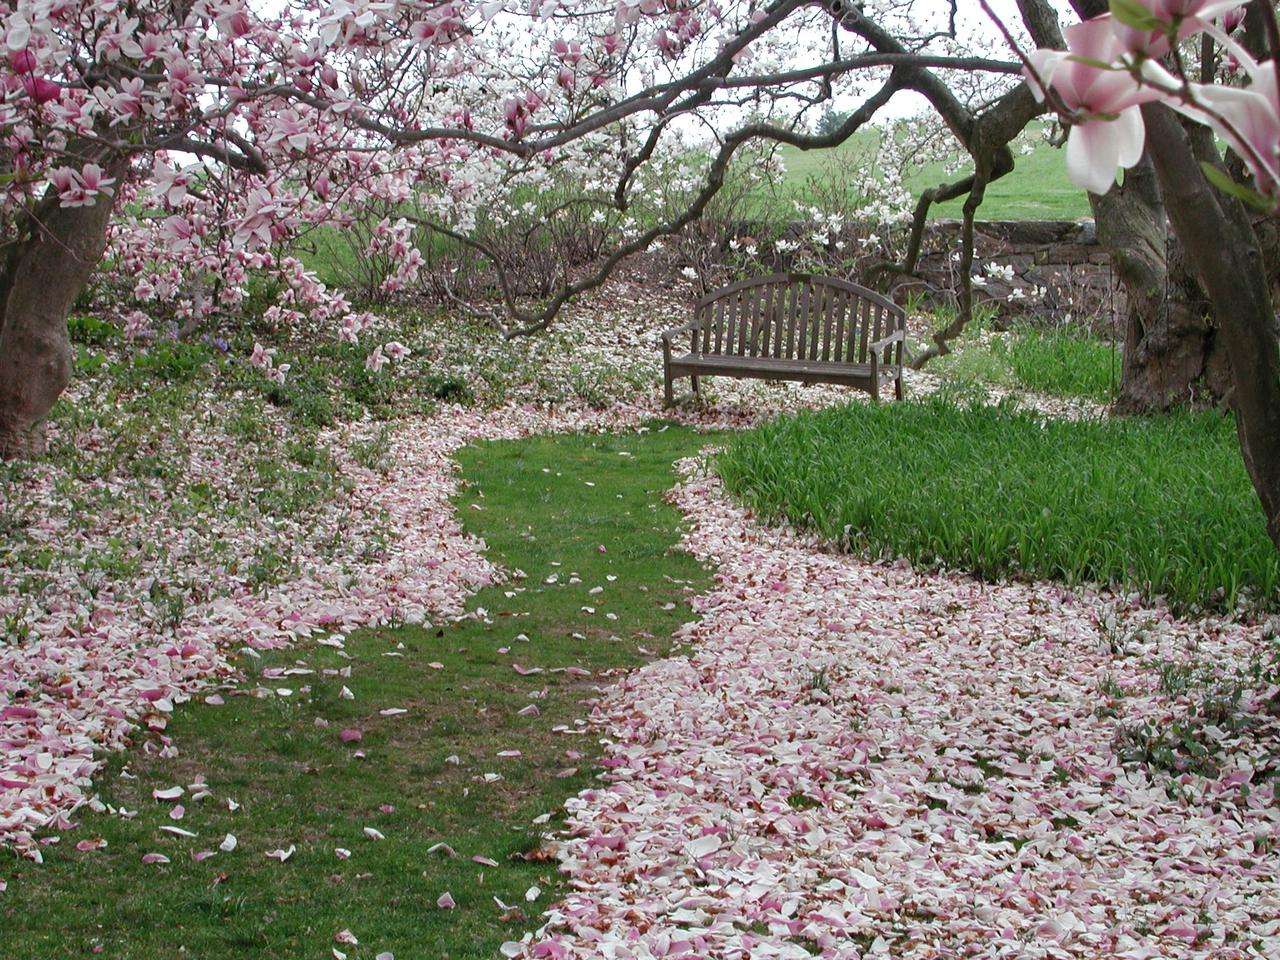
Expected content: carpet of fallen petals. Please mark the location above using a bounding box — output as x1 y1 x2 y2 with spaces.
5 274 1268 960
0 381 865 853
505 462 1280 960
0 407 498 853
0 269 943 856
0 374 840 856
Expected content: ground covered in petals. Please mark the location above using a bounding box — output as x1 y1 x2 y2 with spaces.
0 275 918 858
506 464 1279 959
5 274 1276 959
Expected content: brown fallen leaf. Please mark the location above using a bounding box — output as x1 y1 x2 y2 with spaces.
513 846 556 862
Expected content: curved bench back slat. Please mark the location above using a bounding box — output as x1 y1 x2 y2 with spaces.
692 274 902 364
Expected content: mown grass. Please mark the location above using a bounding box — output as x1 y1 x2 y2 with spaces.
770 127 1090 221
717 400 1279 613
1 424 713 959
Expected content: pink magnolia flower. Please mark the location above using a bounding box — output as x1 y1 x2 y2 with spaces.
22 74 61 104
159 215 195 251
248 342 276 370
365 346 387 373
1026 18 1168 194
1141 0 1240 19
1111 0 1242 57
9 48 36 73
45 163 116 207
123 310 151 340
1180 63 1280 193
79 163 116 196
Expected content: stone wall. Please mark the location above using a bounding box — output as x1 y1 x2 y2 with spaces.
908 219 1120 332
723 216 1122 333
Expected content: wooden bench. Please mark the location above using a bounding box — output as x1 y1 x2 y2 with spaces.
661 273 906 406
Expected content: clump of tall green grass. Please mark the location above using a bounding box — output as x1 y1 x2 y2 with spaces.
717 400 1278 613
1006 328 1116 402
928 325 1117 403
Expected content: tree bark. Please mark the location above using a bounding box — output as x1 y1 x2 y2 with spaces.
1089 158 1230 413
0 172 121 459
1142 103 1280 550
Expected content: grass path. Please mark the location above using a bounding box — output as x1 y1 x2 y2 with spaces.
1 423 713 959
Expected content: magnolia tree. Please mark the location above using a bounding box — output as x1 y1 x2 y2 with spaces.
0 0 1277 547
0 0 847 458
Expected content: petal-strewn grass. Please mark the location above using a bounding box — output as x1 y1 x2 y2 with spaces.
0 423 714 958
716 400 1279 612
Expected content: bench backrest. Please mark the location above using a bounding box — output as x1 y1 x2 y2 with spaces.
691 273 904 365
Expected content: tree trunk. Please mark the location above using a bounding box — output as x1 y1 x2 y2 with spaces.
1142 103 1280 551
0 174 121 459
1090 157 1230 413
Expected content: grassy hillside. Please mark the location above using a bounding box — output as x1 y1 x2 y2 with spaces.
767 126 1091 221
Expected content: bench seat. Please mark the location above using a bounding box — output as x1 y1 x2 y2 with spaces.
666 353 901 385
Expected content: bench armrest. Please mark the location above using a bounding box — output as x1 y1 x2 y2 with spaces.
660 316 709 346
868 327 905 354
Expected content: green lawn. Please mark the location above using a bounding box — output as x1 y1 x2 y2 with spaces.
1 424 713 959
768 127 1091 221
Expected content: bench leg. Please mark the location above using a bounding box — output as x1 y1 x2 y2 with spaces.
691 375 700 400
663 372 674 407
895 375 904 401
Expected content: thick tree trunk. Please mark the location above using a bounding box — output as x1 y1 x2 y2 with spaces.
0 174 120 459
1089 158 1230 413
1142 104 1280 551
